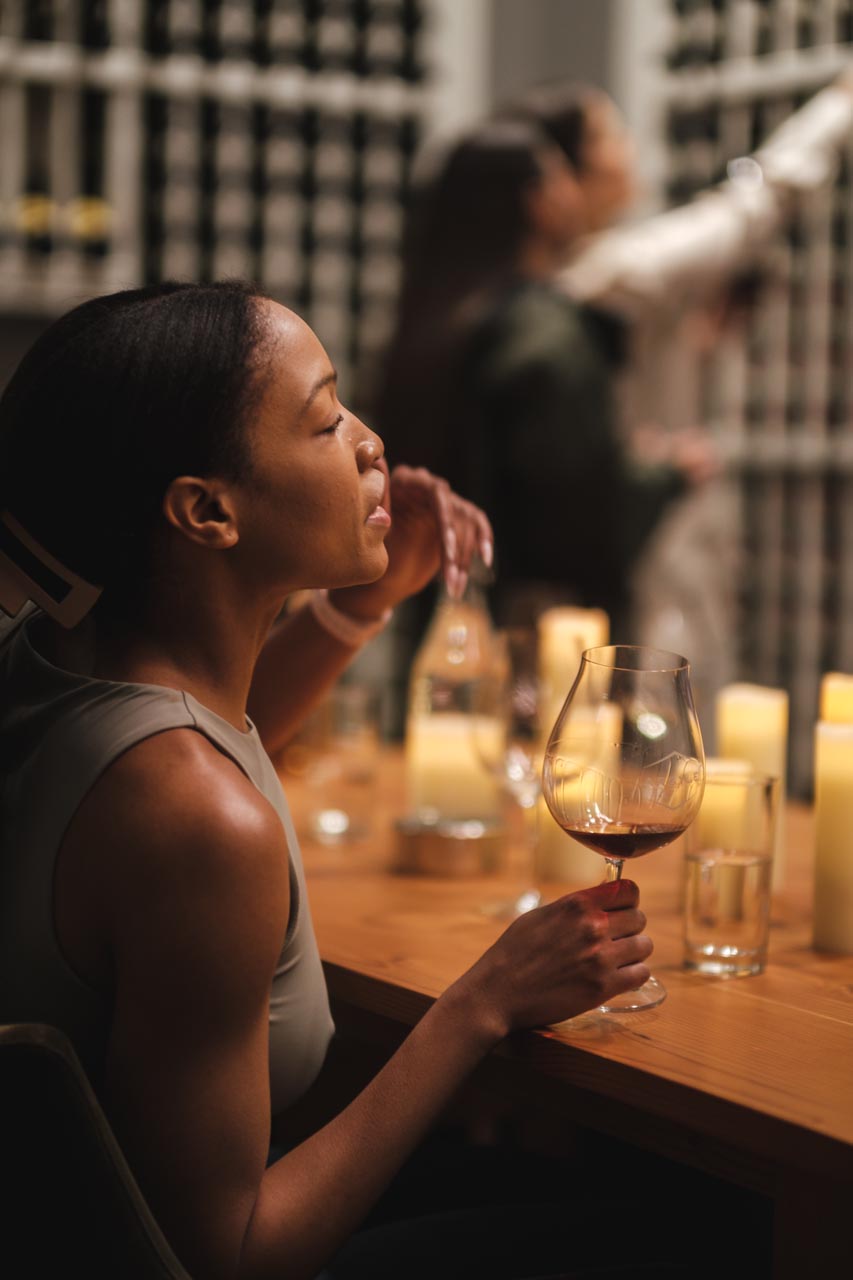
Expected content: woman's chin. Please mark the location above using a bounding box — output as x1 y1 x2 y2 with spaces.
362 544 390 583
324 547 389 592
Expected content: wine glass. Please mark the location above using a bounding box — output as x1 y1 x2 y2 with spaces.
471 628 542 917
542 645 705 1012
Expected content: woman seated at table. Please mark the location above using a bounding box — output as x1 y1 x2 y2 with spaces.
0 282 657 1279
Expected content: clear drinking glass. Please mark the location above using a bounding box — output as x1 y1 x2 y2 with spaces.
295 683 381 844
471 628 542 916
542 645 705 1012
683 767 779 977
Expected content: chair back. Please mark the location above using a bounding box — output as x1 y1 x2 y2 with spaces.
0 1022 192 1278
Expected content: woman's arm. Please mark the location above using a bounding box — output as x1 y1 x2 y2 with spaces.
561 77 853 317
248 465 492 754
73 729 650 1280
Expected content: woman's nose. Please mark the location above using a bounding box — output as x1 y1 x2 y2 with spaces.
355 427 385 471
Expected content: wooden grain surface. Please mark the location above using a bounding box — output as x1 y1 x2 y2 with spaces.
281 748 853 1191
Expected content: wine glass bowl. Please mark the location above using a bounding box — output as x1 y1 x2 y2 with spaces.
543 645 705 1011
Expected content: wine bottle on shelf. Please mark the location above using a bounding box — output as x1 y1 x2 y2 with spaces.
200 0 222 62
144 0 170 57
400 0 425 83
300 0 321 72
74 87 110 258
196 96 220 282
349 0 370 77
21 83 53 257
24 0 54 42
142 92 168 280
79 0 110 49
839 1 853 45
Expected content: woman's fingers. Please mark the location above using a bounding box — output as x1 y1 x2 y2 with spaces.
609 931 654 970
610 961 653 994
385 463 494 599
428 484 493 599
607 905 647 940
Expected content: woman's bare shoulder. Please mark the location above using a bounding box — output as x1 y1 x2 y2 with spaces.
89 728 286 868
57 728 291 992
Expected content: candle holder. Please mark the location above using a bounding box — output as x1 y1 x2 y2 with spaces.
393 816 504 877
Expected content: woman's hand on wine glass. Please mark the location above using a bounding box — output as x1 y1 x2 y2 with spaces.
455 879 652 1035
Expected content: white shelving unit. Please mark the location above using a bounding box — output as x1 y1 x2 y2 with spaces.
658 0 853 793
0 0 489 400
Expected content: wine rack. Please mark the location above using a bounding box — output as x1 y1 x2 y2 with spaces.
0 0 434 398
660 0 853 793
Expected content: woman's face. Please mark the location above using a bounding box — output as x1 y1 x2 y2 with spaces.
527 143 584 253
234 302 391 593
576 94 636 233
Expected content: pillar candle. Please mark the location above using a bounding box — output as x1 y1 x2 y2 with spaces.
536 701 622 884
693 757 755 850
820 673 853 724
406 712 502 821
813 723 853 953
716 683 788 888
537 607 609 729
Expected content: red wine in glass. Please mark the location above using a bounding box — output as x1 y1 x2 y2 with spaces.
562 823 688 861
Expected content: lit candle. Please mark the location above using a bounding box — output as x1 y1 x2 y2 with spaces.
716 683 788 888
813 723 853 953
689 759 755 918
820 673 853 724
537 607 609 726
693 758 755 850
406 712 502 821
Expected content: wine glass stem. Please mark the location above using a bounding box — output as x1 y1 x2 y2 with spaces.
604 857 624 883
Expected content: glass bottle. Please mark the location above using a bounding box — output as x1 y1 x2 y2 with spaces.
405 566 502 823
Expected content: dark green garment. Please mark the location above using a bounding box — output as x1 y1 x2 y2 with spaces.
452 282 685 630
377 279 685 634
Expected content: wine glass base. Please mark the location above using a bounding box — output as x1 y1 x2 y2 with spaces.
480 888 541 920
599 975 666 1013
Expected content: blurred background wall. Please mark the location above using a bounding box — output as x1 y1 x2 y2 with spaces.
1 0 852 795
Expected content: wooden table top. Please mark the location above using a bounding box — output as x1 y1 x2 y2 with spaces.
281 747 853 1190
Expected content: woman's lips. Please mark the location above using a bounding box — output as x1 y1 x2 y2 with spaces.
366 504 392 528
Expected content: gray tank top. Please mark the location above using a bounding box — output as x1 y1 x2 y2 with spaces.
0 613 333 1114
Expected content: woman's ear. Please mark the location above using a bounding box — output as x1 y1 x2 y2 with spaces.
162 476 240 550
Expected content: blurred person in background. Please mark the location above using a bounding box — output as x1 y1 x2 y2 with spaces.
374 118 705 659
514 72 853 729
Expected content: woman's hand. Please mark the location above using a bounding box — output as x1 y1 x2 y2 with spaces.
330 463 493 620
454 879 653 1037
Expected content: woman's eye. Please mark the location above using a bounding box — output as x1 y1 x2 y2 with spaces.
322 414 343 435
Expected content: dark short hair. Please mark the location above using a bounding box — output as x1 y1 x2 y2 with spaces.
399 117 552 319
509 81 597 172
0 281 271 604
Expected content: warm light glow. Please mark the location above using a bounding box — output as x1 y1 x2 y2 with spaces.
405 712 502 821
819 673 853 724
813 723 853 954
716 684 788 889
